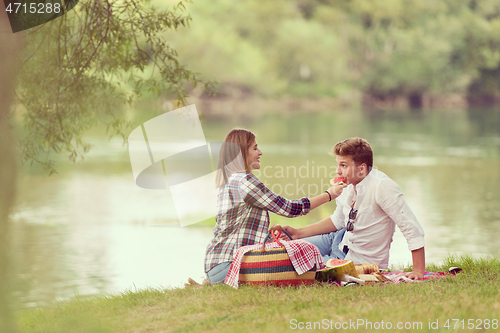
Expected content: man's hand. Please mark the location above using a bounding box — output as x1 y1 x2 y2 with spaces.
403 271 424 280
408 247 425 280
282 225 300 239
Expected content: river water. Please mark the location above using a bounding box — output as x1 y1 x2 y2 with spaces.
10 107 500 308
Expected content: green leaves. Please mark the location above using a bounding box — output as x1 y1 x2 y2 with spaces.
163 0 500 104
15 0 213 174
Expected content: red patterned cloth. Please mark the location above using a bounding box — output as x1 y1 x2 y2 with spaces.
382 271 451 284
224 239 325 288
324 271 454 287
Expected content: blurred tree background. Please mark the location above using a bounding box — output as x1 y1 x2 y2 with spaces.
161 0 500 108
12 0 500 173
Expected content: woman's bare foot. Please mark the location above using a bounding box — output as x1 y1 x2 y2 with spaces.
184 277 202 288
184 277 212 288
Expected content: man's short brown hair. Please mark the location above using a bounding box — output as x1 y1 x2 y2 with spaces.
331 137 373 170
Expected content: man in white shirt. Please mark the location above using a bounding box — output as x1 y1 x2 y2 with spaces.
283 137 425 280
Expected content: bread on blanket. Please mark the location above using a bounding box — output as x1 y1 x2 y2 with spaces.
355 264 390 282
355 263 379 275
358 274 379 282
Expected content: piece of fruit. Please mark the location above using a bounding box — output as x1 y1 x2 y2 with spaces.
316 259 359 282
326 258 350 268
330 177 347 186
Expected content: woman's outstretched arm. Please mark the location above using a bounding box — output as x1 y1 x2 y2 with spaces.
240 173 346 217
309 183 346 210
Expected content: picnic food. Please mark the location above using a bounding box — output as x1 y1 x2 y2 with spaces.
355 263 379 275
316 259 359 282
326 258 350 268
355 263 391 282
330 177 347 186
316 260 390 283
357 274 379 282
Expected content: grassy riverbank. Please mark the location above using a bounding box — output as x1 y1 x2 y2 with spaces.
16 255 500 333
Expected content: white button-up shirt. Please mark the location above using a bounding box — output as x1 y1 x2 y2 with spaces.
331 169 425 270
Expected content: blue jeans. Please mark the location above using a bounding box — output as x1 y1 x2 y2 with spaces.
206 261 232 284
303 229 347 263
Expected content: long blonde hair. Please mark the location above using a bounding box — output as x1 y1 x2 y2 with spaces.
215 128 256 188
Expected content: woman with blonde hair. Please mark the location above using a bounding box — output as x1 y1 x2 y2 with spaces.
187 128 346 286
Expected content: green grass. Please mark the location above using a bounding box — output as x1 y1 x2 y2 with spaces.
16 255 500 333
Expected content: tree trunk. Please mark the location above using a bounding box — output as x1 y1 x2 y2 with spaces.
0 7 23 332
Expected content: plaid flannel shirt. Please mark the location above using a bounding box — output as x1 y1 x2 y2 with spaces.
204 172 311 273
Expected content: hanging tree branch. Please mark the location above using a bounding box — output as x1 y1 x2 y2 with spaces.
15 0 215 175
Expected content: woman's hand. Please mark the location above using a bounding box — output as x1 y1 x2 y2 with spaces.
309 182 347 210
403 271 424 280
327 183 347 200
270 224 292 241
